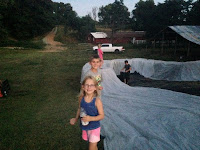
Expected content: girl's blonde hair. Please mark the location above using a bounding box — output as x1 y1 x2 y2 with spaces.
79 76 100 99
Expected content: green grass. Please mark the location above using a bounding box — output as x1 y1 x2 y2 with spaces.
0 40 45 49
0 43 197 149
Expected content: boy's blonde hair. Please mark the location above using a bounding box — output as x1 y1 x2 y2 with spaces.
79 76 100 99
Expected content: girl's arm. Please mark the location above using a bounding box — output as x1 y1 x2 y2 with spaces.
70 97 82 125
82 98 104 122
101 49 103 54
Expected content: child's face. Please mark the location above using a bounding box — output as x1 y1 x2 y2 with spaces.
90 58 100 70
83 79 97 95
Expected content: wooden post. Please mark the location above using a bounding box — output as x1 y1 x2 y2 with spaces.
187 41 190 57
174 36 177 55
146 44 148 52
161 32 164 54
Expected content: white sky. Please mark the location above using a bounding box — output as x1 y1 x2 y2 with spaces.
52 0 165 17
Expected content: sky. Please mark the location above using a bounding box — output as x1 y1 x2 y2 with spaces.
52 0 165 17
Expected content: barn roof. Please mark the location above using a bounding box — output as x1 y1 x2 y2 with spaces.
106 31 145 38
90 32 107 38
169 26 200 45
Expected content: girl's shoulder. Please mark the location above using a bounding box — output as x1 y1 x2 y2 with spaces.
79 96 84 103
95 97 101 101
95 97 102 105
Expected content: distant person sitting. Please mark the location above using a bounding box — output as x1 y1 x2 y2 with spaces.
121 60 131 84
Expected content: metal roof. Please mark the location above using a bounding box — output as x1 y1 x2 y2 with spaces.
91 32 107 38
169 26 200 45
106 31 146 38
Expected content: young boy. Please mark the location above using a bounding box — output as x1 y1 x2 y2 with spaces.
121 60 131 84
81 55 103 91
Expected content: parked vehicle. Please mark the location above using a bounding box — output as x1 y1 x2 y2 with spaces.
93 43 125 53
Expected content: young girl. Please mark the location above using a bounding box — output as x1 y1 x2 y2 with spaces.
97 44 103 68
70 76 104 150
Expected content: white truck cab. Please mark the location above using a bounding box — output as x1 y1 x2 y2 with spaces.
93 43 125 53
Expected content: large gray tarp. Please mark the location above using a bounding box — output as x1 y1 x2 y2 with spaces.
81 58 200 150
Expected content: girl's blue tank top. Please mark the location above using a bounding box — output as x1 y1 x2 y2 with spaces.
80 97 100 130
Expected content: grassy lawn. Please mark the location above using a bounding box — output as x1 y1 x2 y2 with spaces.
0 43 198 149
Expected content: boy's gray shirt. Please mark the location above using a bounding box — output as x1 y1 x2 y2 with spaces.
81 69 102 86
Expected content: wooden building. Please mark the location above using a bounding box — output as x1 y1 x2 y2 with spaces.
150 26 200 56
87 31 146 44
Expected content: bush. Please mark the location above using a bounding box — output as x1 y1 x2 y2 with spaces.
0 40 45 49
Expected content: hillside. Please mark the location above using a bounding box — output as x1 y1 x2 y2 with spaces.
42 26 65 52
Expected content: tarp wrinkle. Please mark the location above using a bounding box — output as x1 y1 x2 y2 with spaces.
81 58 200 150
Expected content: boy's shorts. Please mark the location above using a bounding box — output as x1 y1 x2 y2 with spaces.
124 72 130 80
82 127 101 143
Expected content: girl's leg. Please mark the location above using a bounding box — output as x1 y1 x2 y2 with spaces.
87 127 100 150
89 142 98 150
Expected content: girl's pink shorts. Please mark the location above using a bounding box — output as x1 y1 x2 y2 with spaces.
82 127 101 143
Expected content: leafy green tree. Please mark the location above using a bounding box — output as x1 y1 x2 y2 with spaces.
52 2 75 25
132 0 194 37
98 0 130 41
151 0 193 36
77 15 96 41
0 0 14 40
132 0 155 31
187 0 200 25
155 0 192 25
63 7 79 30
1 0 55 40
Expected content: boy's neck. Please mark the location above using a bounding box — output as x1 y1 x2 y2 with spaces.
90 68 98 73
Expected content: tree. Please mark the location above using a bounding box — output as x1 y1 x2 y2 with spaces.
1 0 55 39
52 2 75 25
0 0 11 40
187 0 200 25
92 7 98 21
77 15 96 41
98 0 130 41
131 0 156 38
132 0 194 38
156 0 191 25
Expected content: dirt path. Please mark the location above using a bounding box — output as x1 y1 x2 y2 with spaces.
42 27 66 52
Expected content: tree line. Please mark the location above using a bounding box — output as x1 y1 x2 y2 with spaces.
98 0 200 38
0 0 95 41
0 0 199 42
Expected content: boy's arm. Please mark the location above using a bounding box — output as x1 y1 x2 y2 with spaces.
82 98 104 122
126 66 131 72
121 66 125 71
